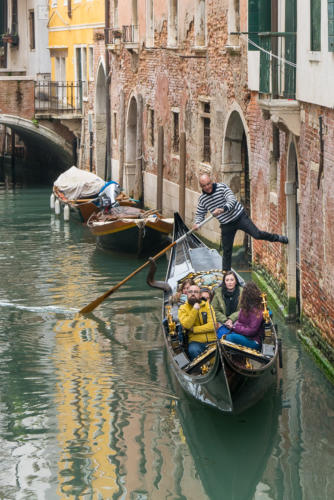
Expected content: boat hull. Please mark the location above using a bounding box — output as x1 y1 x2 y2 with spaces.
95 223 171 253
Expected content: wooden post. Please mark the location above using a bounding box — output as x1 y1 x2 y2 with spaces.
118 90 125 186
105 0 111 180
179 131 186 219
134 94 143 202
11 131 16 185
157 125 164 212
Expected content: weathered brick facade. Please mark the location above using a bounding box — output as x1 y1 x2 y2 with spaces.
80 0 334 366
0 79 35 119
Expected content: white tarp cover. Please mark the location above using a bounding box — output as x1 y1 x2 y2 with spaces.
54 166 105 200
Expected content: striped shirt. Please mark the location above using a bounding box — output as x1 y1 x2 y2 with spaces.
194 183 244 225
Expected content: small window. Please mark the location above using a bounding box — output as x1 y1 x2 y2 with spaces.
146 0 154 47
168 0 178 47
199 100 211 164
195 0 206 46
329 0 334 51
310 0 321 51
29 10 35 50
172 111 179 153
88 47 94 80
203 117 211 163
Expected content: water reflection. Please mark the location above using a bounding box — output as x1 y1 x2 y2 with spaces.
0 187 334 499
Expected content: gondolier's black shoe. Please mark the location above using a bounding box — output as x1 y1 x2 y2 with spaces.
278 235 288 244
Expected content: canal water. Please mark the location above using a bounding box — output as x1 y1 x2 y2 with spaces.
0 187 333 500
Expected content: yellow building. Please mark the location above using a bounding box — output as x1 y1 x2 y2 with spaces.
48 0 104 110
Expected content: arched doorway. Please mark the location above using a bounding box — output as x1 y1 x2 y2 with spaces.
286 140 300 320
95 62 107 179
125 96 137 196
223 110 251 263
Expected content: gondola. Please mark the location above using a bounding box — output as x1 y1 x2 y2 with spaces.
147 213 281 414
87 206 174 254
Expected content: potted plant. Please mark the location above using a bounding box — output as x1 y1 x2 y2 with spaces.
1 32 19 46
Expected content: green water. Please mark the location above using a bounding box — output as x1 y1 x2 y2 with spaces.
0 187 333 500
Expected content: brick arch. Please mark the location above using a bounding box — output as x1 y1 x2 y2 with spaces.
222 109 251 253
286 137 300 319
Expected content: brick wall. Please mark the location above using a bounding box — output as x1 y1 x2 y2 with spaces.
0 79 35 119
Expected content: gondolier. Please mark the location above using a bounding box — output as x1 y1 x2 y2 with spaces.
193 174 288 271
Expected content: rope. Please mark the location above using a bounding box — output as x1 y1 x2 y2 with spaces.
242 34 297 68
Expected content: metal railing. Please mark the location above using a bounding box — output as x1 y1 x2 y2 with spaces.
122 25 138 43
34 81 83 114
259 33 296 100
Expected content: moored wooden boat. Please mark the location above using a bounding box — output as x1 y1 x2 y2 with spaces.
87 206 174 253
147 213 281 414
53 186 136 223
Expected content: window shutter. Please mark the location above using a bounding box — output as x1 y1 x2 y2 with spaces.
329 0 334 51
248 0 259 50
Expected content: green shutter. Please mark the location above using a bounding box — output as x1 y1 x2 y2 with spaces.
248 0 271 50
285 0 296 98
310 0 321 51
248 0 259 50
329 0 334 51
258 0 271 32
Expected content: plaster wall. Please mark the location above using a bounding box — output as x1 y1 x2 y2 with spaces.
297 0 334 108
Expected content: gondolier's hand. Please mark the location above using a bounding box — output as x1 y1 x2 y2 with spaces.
192 223 200 230
212 208 224 216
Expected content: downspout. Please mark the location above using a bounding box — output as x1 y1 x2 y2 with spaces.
317 116 324 189
105 0 112 180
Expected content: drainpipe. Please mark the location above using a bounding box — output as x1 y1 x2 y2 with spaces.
317 116 324 189
105 0 112 181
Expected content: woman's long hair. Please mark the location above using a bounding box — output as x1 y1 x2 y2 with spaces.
239 281 263 313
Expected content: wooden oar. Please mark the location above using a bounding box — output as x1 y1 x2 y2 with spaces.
79 214 214 314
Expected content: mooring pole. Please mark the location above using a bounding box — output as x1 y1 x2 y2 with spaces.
105 0 112 180
157 125 164 213
179 131 186 219
11 131 16 185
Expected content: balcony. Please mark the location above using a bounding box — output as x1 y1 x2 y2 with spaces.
258 32 300 136
122 25 139 52
105 28 122 51
34 81 83 118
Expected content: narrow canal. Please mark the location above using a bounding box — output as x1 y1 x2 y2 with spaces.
0 187 333 500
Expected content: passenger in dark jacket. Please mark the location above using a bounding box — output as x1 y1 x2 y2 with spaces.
212 270 241 329
226 281 264 351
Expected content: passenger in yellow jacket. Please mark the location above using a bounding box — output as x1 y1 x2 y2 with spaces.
178 284 217 360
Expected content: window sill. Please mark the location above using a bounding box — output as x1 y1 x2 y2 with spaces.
308 51 321 62
224 45 241 55
191 45 207 53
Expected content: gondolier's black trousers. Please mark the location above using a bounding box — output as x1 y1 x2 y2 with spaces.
221 211 281 271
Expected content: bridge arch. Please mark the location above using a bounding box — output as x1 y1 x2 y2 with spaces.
0 114 73 183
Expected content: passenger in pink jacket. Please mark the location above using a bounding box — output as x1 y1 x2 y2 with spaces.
226 281 264 351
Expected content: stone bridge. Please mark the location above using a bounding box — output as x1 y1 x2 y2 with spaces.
0 78 76 174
